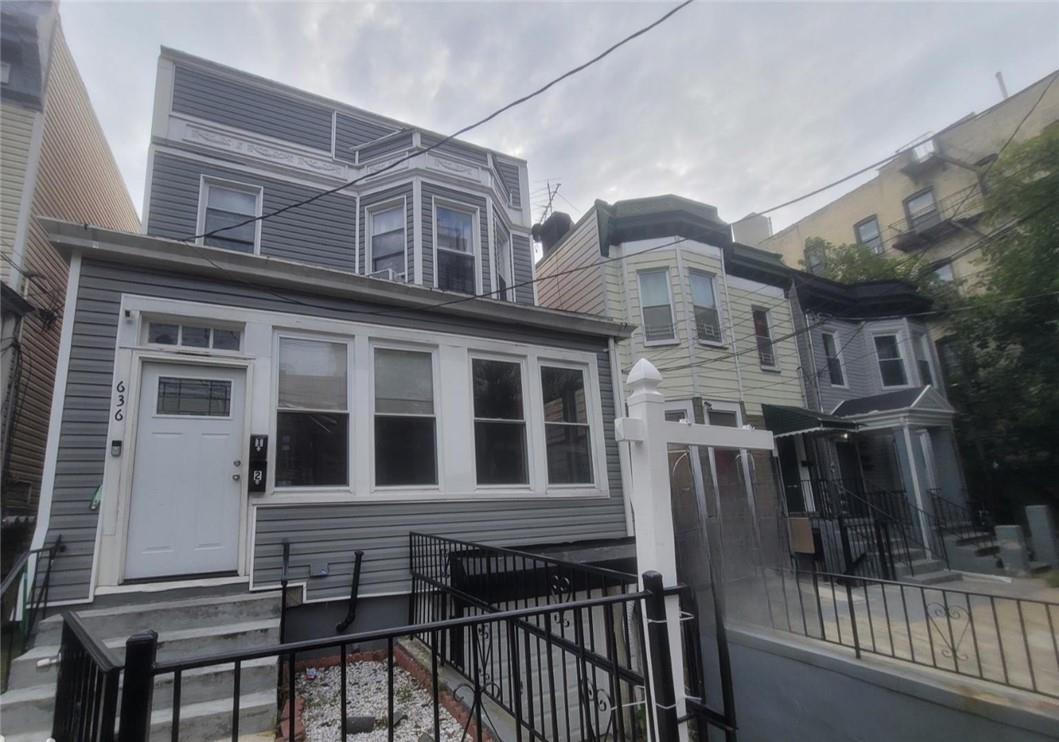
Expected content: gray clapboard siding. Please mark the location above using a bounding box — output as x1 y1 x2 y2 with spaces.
512 234 533 305
41 258 623 603
813 319 874 413
493 210 511 299
147 151 356 272
494 157 522 209
358 184 413 277
421 183 489 291
420 132 489 166
359 132 415 162
333 112 397 162
172 65 332 151
536 214 604 315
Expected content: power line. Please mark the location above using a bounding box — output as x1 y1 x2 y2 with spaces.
185 0 694 245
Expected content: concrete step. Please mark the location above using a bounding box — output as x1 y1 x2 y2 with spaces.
7 617 279 689
0 657 277 733
893 558 946 578
34 590 280 647
902 570 964 585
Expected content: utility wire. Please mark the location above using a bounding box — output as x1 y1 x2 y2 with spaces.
184 0 694 245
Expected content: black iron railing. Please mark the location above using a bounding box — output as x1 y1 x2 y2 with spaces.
52 611 121 741
930 491 1002 568
2 535 64 684
767 566 1059 698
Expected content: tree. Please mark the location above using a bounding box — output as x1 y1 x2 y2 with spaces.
799 236 947 300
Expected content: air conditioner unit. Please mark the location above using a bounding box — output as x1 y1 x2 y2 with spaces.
911 139 937 163
367 268 395 281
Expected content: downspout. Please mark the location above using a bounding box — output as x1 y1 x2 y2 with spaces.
610 336 635 537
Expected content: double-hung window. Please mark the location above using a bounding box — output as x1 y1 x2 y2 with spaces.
752 308 776 367
905 189 939 232
874 335 908 387
472 358 528 485
541 366 593 485
374 348 437 486
436 205 476 294
855 216 883 253
913 333 935 386
821 332 845 386
638 270 675 343
275 338 349 487
495 231 514 302
369 205 406 277
689 271 722 343
201 180 260 253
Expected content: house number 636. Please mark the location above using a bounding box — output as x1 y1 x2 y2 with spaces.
113 380 127 421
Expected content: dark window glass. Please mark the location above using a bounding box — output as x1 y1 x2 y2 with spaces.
212 329 241 350
275 412 348 486
371 206 405 275
438 250 475 293
437 206 474 253
855 217 883 253
437 206 476 293
822 332 845 386
753 309 776 367
874 335 908 386
149 323 179 345
541 366 592 484
472 358 527 484
665 409 689 422
181 326 210 348
708 409 739 427
156 378 231 416
905 189 939 231
914 334 934 386
375 416 437 485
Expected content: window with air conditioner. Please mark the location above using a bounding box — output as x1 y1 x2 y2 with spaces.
369 204 406 278
689 271 722 343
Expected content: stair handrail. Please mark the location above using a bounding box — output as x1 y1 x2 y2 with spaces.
837 483 949 565
1 537 64 651
930 490 1003 569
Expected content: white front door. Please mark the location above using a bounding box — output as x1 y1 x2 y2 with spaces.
124 362 245 581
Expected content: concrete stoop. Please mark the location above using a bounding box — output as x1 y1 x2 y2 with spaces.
0 585 281 740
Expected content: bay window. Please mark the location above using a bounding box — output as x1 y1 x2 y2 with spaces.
638 270 675 343
472 358 528 485
374 348 437 486
436 205 476 294
874 335 908 387
275 338 349 487
541 366 593 485
369 204 406 277
689 271 722 343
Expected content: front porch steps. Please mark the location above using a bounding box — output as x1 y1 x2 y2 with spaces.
0 585 280 740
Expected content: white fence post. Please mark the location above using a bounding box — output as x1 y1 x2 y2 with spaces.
615 358 688 741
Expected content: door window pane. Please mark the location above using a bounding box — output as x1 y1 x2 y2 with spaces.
157 378 231 416
638 271 674 342
374 349 437 486
473 358 528 485
278 338 347 410
541 367 592 484
874 335 908 386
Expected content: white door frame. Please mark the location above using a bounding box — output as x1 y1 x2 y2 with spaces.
114 351 253 584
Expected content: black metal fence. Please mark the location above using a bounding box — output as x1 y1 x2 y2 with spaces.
766 566 1059 698
1 535 64 687
930 490 1002 567
52 611 121 742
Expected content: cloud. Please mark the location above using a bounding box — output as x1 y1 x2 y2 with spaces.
60 1 1058 230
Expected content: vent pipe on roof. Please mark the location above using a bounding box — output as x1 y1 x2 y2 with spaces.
532 211 574 259
996 71 1009 100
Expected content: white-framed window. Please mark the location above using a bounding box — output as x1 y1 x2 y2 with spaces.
873 334 909 387
435 202 478 294
372 346 438 487
854 216 883 254
275 336 350 487
495 230 514 302
913 332 935 386
146 321 242 351
368 203 406 278
638 269 676 343
905 188 939 232
706 400 742 427
752 307 777 368
197 177 262 253
933 262 955 283
540 364 593 485
689 271 722 343
472 356 529 485
821 331 846 387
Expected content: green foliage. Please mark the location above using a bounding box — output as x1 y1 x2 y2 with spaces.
799 237 947 300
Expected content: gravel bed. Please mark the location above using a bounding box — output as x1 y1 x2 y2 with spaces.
297 659 466 741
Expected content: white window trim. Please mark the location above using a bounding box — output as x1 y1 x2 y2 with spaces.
494 226 516 303
913 332 937 387
195 175 264 255
141 316 246 355
687 269 724 346
537 358 600 488
366 198 409 280
752 305 779 370
271 331 355 493
820 330 848 389
637 268 678 347
432 197 482 294
468 351 535 491
369 340 442 494
704 399 743 427
871 332 913 389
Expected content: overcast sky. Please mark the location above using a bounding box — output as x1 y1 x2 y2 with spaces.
61 1 1058 233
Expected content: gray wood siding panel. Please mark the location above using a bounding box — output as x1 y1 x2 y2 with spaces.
172 65 332 151
535 216 604 315
494 158 522 209
813 319 874 413
41 258 619 602
420 133 489 166
512 234 534 305
358 183 414 278
421 183 489 291
333 113 396 162
359 133 415 163
147 151 356 272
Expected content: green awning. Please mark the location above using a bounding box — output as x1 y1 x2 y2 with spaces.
761 404 859 439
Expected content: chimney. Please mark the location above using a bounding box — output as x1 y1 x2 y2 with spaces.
532 211 574 259
732 213 773 247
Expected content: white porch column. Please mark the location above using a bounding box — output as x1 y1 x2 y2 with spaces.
902 424 933 549
616 358 688 741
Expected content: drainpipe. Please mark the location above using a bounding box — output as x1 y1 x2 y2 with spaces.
610 337 636 537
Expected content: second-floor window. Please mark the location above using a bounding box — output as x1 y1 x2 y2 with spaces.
821 331 845 386
437 205 476 294
638 270 675 343
855 216 883 253
913 332 934 386
369 205 406 277
904 189 939 232
753 308 776 367
874 335 908 387
689 271 722 343
201 180 261 253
